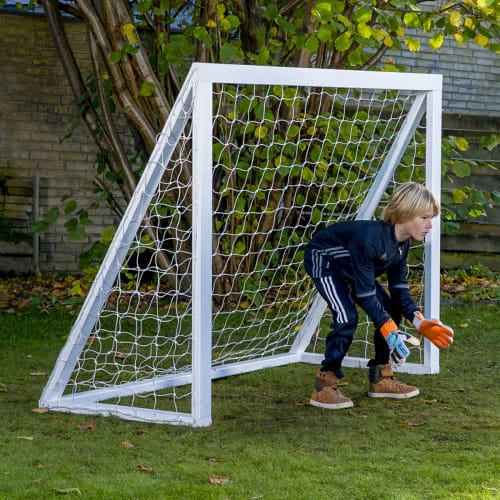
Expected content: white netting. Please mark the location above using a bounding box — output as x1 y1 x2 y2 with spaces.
41 67 438 425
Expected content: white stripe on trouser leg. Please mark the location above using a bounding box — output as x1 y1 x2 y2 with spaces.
320 276 348 324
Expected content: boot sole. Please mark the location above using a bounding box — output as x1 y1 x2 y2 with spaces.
367 388 420 399
309 399 354 409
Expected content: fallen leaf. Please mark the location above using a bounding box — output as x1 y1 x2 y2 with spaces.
120 440 134 448
33 478 43 486
460 323 469 328
30 371 47 376
32 408 49 414
209 473 230 485
208 457 224 463
399 420 426 427
423 399 439 404
137 464 155 474
76 421 97 430
295 399 311 407
18 436 34 440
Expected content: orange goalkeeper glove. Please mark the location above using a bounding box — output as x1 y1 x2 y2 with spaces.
413 311 454 349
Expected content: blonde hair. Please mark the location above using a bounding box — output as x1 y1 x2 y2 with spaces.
381 182 440 224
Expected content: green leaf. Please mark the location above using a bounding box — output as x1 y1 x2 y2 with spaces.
311 207 323 224
451 160 471 177
403 13 421 28
69 227 86 241
219 43 237 63
64 200 77 215
109 50 122 64
354 6 372 24
471 189 487 204
481 135 498 151
312 2 332 21
45 207 60 224
140 81 156 97
335 33 352 51
263 3 279 21
305 34 319 52
31 221 48 233
317 28 332 43
348 48 363 66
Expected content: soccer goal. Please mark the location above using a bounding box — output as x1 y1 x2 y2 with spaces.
40 63 442 426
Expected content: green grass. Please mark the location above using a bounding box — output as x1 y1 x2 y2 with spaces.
0 304 499 499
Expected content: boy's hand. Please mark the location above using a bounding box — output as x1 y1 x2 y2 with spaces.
385 331 421 367
413 312 454 349
381 320 421 367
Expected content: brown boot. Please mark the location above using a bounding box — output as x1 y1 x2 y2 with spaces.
310 371 353 409
368 364 419 399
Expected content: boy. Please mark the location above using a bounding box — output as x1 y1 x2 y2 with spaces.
303 182 454 409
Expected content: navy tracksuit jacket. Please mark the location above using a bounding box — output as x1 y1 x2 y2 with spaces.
304 220 419 374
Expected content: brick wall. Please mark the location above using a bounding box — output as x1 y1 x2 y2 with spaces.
391 33 499 115
0 12 121 272
0 11 498 273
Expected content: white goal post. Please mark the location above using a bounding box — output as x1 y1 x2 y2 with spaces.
40 63 442 426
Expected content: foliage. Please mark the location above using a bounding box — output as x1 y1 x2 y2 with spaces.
0 263 498 314
441 135 500 234
441 264 500 303
2 0 499 293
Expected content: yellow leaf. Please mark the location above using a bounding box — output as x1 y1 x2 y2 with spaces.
464 17 475 30
122 23 138 44
404 38 421 52
454 136 469 151
475 33 489 47
449 11 462 27
429 33 444 50
357 23 372 39
454 32 464 45
206 19 217 28
383 35 394 47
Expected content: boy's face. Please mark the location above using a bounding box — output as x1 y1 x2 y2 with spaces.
400 212 435 242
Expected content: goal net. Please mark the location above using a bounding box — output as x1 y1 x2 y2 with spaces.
40 63 442 426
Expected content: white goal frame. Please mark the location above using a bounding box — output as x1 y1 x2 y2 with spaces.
40 63 442 426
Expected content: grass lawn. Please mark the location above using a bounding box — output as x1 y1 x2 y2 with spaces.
0 303 498 499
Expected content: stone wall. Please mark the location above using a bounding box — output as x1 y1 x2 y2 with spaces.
0 11 498 273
